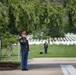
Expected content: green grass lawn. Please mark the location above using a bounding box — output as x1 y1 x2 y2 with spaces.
29 45 76 59
1 45 76 61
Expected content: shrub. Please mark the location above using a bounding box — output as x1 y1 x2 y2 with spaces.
2 32 19 48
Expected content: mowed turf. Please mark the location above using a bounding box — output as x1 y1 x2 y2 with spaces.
28 45 76 59
1 45 76 60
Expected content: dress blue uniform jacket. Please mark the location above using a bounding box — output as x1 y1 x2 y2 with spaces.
19 37 29 53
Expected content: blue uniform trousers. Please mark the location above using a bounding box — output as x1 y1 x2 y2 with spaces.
44 48 48 54
21 52 28 69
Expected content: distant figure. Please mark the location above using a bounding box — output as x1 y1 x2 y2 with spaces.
44 41 48 54
19 30 29 71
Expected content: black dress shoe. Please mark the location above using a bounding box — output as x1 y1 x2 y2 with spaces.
25 69 28 71
22 69 25 71
22 69 28 71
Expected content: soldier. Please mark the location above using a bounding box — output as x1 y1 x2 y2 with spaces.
44 41 48 54
19 30 29 71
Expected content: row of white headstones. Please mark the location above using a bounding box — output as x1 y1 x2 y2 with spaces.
28 33 76 45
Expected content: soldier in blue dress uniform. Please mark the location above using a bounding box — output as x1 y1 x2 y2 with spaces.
44 41 48 54
19 30 29 71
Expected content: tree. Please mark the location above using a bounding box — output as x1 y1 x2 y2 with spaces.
1 0 76 38
63 0 76 33
45 2 65 37
0 2 9 34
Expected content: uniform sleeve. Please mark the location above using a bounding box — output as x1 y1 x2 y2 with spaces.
19 38 26 45
47 44 48 48
27 40 29 51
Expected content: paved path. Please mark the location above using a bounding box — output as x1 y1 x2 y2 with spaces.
0 58 76 75
61 65 76 75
